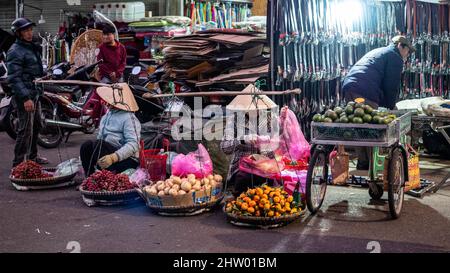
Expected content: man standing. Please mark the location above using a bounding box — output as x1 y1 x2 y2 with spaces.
97 25 127 83
343 35 415 109
342 35 415 169
7 18 48 167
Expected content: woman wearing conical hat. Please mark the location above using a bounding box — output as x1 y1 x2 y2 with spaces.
80 83 141 176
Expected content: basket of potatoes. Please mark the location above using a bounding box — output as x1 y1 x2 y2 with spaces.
137 173 224 216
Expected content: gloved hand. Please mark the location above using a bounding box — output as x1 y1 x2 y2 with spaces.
97 153 119 169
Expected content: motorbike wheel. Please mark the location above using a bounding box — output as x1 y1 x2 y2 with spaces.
3 104 18 140
37 102 63 149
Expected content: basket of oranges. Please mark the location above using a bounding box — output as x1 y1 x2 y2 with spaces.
224 185 305 228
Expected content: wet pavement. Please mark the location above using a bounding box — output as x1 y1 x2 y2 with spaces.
0 132 449 253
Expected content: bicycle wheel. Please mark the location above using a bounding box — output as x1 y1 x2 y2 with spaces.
387 148 405 219
306 148 329 214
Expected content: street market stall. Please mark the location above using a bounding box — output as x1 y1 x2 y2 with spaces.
307 99 414 219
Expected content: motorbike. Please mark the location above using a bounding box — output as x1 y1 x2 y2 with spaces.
127 65 165 123
0 60 106 148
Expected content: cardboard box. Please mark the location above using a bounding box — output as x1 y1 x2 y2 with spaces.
145 184 222 207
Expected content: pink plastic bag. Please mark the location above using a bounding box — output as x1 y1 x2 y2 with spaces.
171 144 213 178
239 154 285 179
275 106 310 161
280 170 307 195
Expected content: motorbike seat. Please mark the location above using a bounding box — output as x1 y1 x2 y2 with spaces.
44 84 79 93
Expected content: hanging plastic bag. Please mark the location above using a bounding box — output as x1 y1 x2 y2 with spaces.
329 145 349 185
281 170 307 196
239 154 285 179
55 158 82 177
164 151 179 175
171 144 213 178
405 144 421 192
129 168 150 187
275 106 310 161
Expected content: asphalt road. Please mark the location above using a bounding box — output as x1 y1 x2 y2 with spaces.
0 132 449 253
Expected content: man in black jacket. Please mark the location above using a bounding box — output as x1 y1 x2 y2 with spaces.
343 36 415 109
7 18 48 167
342 36 414 170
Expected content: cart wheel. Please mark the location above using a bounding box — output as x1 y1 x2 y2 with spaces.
306 148 329 214
387 148 405 219
368 184 384 200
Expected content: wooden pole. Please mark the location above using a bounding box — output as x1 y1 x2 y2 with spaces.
34 79 301 98
142 89 301 98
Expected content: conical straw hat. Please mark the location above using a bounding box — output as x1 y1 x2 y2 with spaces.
226 84 277 111
96 83 139 112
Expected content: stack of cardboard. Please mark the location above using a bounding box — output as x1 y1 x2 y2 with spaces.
161 30 269 90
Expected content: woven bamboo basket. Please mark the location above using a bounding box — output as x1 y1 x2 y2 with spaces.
80 188 141 207
223 206 306 229
137 188 223 216
10 168 77 188
70 29 103 70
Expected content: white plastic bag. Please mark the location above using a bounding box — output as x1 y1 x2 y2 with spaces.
55 158 82 177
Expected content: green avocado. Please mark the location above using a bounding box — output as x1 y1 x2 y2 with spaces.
354 108 365 118
353 117 363 124
345 106 354 115
339 116 349 123
372 115 382 124
323 117 333 123
334 107 344 116
312 114 322 122
354 103 364 109
363 105 374 115
363 114 373 123
325 110 338 121
348 114 355 122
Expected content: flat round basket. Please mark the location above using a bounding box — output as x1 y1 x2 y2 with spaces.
70 29 103 69
80 188 141 207
10 168 77 188
223 206 306 229
145 196 224 216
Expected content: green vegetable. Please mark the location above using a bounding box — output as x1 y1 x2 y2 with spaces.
363 114 373 123
354 108 365 118
345 106 354 115
353 117 363 124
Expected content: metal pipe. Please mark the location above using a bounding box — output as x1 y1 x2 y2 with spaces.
44 119 83 130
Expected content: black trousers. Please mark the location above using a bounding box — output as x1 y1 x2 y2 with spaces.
229 171 274 197
13 97 42 167
80 139 139 176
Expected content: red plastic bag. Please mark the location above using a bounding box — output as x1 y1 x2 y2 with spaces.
171 144 213 178
275 106 310 161
239 154 285 179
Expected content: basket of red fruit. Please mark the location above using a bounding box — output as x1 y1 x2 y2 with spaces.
10 160 77 189
79 170 141 206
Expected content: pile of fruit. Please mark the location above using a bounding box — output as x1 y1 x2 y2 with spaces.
312 100 397 125
81 170 136 192
225 185 301 217
11 160 53 179
143 174 223 197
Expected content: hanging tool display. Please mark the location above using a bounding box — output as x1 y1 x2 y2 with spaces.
185 0 252 30
402 0 450 99
273 0 404 86
269 0 450 138
40 33 69 68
